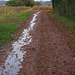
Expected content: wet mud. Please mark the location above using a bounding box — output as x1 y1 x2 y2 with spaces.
0 11 40 75
0 11 75 75
19 11 75 75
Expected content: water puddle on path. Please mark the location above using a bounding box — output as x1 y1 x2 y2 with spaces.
0 11 40 75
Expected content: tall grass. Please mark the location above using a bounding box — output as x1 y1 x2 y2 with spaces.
0 6 31 15
0 6 15 15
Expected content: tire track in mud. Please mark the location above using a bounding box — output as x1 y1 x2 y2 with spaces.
0 11 74 75
19 11 74 75
0 11 41 75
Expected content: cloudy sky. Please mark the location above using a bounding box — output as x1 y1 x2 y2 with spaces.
0 0 51 1
34 0 51 1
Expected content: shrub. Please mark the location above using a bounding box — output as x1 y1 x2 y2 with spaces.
20 6 31 10
32 6 53 10
6 0 35 7
52 0 75 20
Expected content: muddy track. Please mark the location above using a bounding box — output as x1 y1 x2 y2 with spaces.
19 11 75 75
0 11 75 75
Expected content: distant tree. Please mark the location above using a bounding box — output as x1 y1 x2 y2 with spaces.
6 0 17 6
36 2 41 6
25 0 35 7
6 0 35 7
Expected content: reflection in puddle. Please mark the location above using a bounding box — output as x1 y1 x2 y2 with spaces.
0 11 40 75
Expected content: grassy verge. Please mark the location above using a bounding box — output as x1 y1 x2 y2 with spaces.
50 12 75 46
0 10 32 48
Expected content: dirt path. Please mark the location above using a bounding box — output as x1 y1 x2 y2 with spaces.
0 11 75 75
19 11 75 75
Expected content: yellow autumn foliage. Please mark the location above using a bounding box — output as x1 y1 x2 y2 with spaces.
32 6 53 10
20 6 31 10
0 6 31 15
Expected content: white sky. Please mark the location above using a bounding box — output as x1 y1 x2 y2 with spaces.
0 0 51 1
34 0 51 1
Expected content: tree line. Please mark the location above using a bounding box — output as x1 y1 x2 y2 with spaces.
6 0 35 7
52 0 75 20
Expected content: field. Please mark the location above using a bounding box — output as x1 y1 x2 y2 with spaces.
0 6 54 48
0 6 31 14
0 6 32 48
32 6 53 10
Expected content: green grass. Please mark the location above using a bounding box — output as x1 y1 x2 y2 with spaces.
50 12 75 34
0 10 32 47
50 12 75 46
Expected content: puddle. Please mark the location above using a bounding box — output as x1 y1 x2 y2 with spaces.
0 11 41 75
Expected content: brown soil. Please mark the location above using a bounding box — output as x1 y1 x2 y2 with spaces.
18 11 75 75
0 11 75 75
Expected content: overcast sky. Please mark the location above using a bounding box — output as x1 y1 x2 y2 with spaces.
34 0 51 1
0 0 51 1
